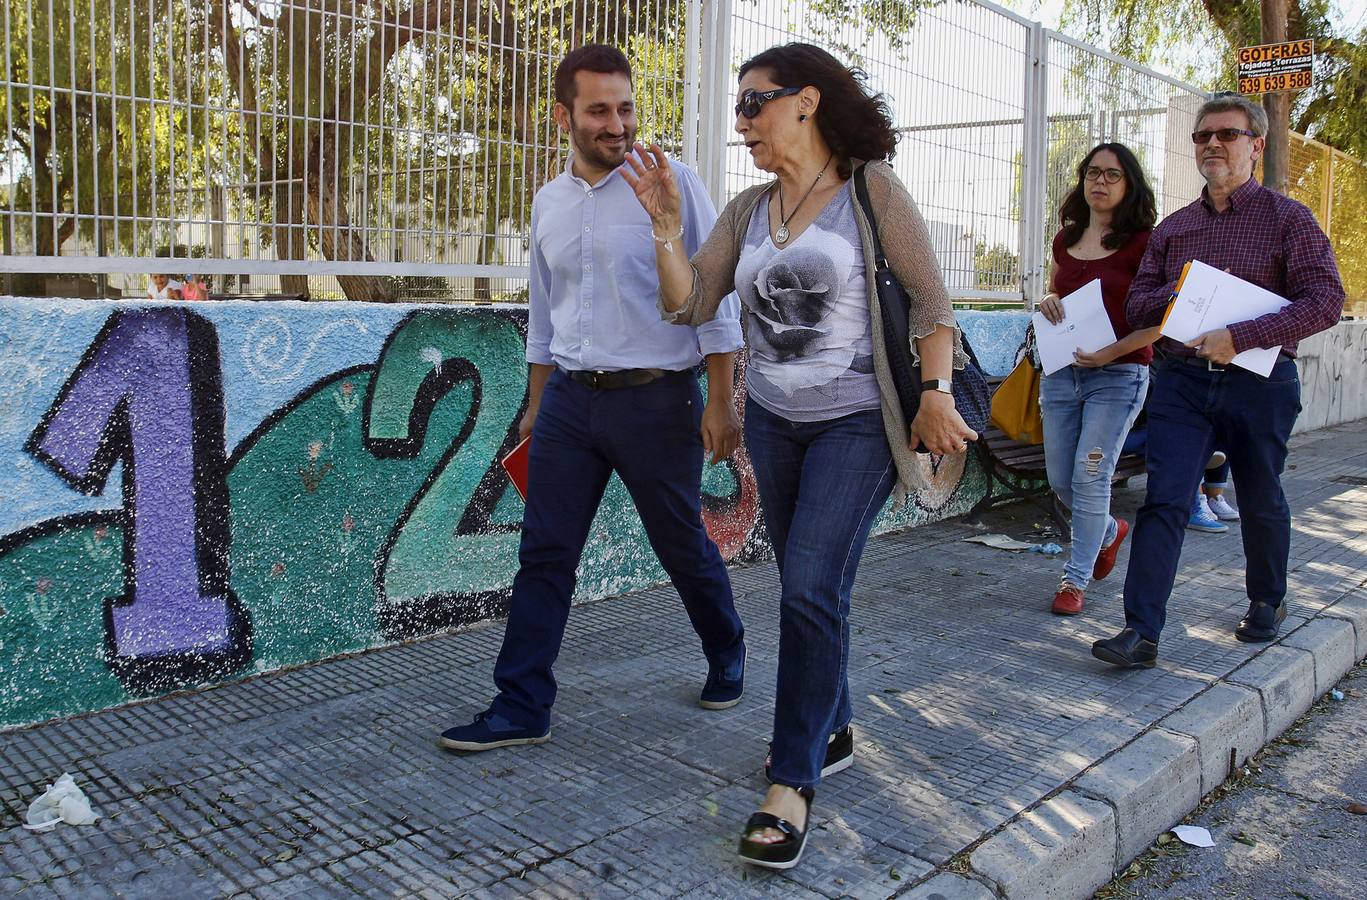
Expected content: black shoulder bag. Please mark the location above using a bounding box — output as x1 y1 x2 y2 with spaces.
853 164 991 450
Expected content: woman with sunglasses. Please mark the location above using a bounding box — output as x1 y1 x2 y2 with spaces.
622 42 975 869
1036 143 1159 617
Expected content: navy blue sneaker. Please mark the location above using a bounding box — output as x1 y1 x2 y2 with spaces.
437 710 550 752
699 644 746 710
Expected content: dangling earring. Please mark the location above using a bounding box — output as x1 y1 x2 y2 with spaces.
799 114 807 122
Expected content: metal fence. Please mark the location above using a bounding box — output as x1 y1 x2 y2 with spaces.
1282 134 1367 316
0 0 1363 307
0 0 696 300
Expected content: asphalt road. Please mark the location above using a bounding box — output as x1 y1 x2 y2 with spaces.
1098 661 1367 900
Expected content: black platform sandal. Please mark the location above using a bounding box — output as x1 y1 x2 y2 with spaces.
737 786 815 870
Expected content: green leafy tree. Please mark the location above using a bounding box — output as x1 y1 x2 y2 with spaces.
974 239 1020 290
0 3 238 263
2 0 689 300
1055 0 1366 157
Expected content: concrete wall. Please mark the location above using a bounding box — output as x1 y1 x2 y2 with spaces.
1294 321 1367 434
0 298 1033 729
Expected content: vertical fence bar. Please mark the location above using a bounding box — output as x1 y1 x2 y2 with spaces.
1019 21 1048 307
682 0 700 168
697 0 731 208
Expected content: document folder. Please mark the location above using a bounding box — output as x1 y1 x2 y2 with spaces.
500 435 531 501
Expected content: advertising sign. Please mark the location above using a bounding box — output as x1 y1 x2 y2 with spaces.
1237 40 1314 94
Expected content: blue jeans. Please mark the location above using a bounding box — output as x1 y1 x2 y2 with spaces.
489 369 744 731
744 399 895 790
1122 356 1302 641
1040 364 1149 588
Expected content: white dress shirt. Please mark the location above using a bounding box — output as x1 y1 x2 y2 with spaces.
526 154 743 371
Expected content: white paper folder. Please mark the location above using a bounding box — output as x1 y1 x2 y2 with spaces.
1159 260 1289 376
1031 279 1118 376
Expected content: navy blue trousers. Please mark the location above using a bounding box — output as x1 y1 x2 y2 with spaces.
490 369 744 730
1121 356 1302 641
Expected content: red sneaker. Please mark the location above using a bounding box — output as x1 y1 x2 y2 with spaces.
1051 582 1085 616
1092 517 1130 582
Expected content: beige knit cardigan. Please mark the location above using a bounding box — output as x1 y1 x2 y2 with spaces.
660 158 967 505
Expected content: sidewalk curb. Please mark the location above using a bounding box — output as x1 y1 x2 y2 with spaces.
932 600 1367 900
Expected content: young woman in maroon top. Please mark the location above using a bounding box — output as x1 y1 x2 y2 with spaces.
1037 143 1160 616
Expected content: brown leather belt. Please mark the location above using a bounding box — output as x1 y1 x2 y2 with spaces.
560 367 674 390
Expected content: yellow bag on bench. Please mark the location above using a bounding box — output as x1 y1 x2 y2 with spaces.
990 355 1044 445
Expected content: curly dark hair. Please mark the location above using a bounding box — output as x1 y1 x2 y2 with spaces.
737 43 897 180
1058 143 1157 250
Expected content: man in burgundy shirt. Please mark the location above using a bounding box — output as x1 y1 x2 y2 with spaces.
1092 93 1345 668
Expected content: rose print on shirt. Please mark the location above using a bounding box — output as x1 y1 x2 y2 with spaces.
749 252 837 359
739 229 871 398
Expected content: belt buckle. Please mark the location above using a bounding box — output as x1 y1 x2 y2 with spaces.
1206 358 1224 372
589 370 607 389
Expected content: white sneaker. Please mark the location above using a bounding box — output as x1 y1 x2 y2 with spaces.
1206 495 1240 521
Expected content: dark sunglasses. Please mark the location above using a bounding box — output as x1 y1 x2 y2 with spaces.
735 86 801 119
1191 128 1258 144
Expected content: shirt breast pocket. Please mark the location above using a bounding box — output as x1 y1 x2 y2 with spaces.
1165 232 1211 275
606 224 658 291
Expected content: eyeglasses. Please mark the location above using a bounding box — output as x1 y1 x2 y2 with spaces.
1084 166 1125 184
734 86 801 119
1191 128 1258 144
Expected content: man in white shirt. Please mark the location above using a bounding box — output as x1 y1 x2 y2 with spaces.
439 45 747 751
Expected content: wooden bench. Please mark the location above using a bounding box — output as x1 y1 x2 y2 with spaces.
967 374 1146 541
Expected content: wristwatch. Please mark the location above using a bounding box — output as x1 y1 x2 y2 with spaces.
923 378 953 394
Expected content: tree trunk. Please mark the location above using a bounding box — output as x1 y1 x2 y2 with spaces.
32 124 58 257
305 127 392 302
1261 0 1290 195
273 178 311 297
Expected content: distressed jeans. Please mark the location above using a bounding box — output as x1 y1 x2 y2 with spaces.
1040 363 1149 588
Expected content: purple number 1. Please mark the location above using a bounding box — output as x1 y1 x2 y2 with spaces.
26 308 250 685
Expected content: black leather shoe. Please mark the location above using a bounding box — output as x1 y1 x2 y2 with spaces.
1091 628 1158 668
1235 600 1287 643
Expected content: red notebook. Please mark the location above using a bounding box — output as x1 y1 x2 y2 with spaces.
500 435 531 501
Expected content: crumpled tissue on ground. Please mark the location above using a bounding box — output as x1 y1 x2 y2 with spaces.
962 534 1063 555
24 773 100 831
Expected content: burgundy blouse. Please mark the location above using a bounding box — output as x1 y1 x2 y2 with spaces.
1051 229 1153 366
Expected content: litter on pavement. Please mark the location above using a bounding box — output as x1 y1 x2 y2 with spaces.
24 773 100 832
1171 825 1215 848
962 533 1063 556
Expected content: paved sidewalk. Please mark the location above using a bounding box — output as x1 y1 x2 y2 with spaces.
2 421 1366 899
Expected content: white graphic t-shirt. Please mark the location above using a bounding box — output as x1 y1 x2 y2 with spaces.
734 188 878 421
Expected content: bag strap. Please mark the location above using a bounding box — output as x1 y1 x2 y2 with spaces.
852 164 890 272
855 161 986 371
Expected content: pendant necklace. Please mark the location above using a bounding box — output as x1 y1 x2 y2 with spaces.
775 154 833 245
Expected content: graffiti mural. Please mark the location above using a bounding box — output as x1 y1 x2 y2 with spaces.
1294 322 1367 435
24 308 249 688
0 298 1013 729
